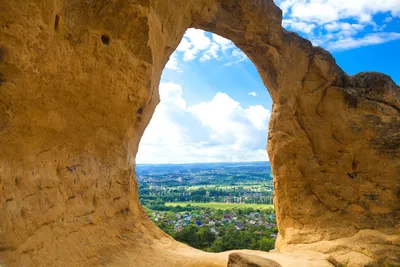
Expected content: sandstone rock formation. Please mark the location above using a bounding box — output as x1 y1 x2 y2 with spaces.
0 0 399 266
228 252 282 267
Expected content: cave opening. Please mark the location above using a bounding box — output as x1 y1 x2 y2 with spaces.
136 28 277 252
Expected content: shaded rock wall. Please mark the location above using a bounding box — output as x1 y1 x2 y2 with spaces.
0 0 399 266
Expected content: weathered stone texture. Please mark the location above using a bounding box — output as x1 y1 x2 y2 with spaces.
0 0 399 266
228 252 282 267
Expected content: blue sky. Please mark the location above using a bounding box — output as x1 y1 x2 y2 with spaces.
137 0 400 164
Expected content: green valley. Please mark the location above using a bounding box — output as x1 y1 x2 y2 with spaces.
165 202 274 210
137 162 277 253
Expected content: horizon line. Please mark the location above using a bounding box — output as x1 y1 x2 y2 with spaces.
136 160 270 166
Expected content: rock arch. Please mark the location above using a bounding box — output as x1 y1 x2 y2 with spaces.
0 0 399 266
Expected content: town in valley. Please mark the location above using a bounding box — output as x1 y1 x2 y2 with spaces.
137 162 278 252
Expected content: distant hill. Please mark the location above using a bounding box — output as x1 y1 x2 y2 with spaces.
136 161 272 187
136 161 270 174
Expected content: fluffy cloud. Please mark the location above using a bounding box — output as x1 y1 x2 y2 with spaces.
212 33 234 50
291 3 339 23
324 22 364 34
224 49 248 66
232 49 247 61
283 0 400 24
325 32 400 50
384 17 393 23
200 42 220 61
244 106 271 131
166 29 248 70
177 28 212 61
165 52 181 71
248 91 258 97
282 19 316 34
137 83 270 164
276 0 400 51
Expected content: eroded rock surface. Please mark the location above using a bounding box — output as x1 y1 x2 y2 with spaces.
0 0 399 266
228 252 282 267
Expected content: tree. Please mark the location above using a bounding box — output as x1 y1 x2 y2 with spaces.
209 238 224 252
209 229 253 252
196 227 216 249
258 237 275 251
174 225 199 248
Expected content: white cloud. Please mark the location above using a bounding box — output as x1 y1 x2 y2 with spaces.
282 19 316 34
232 49 247 60
291 3 339 23
224 49 249 66
167 29 249 67
185 28 212 50
212 34 234 50
137 83 270 164
324 22 364 34
358 13 372 23
326 32 400 50
183 48 198 61
200 42 220 61
248 91 258 97
276 0 400 51
283 0 400 24
244 105 271 131
384 17 393 23
199 34 238 62
165 52 181 71
176 38 192 52
178 28 212 62
278 0 298 16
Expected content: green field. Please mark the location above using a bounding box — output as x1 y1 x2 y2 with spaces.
176 184 272 191
165 202 274 210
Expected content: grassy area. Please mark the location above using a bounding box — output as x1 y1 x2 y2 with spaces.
142 205 153 214
179 184 272 190
165 202 274 210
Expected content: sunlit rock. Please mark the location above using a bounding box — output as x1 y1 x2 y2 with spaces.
0 0 398 266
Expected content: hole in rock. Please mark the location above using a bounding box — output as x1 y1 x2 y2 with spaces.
15 176 20 187
101 34 110 45
136 29 277 252
54 15 60 31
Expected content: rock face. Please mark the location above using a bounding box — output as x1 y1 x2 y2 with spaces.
228 252 282 267
0 0 399 266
